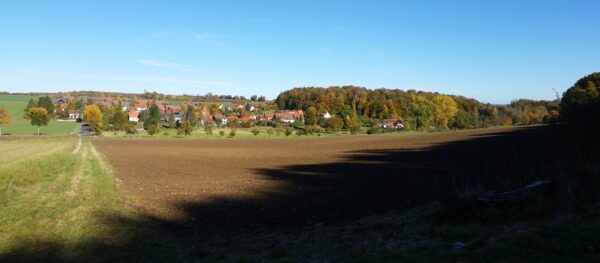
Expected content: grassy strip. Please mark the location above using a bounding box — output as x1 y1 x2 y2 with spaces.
0 139 139 261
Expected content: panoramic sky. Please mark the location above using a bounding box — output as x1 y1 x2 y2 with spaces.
0 0 598 104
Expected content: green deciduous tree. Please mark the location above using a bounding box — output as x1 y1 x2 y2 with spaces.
37 96 55 115
168 112 176 128
406 94 434 131
305 106 318 125
144 105 161 135
112 109 129 131
29 107 49 135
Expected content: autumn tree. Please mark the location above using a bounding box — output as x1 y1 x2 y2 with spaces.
0 107 11 136
29 107 49 135
177 120 193 136
432 95 458 129
344 117 361 134
22 98 38 119
84 105 103 135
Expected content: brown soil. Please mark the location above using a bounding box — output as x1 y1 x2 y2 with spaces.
92 126 557 234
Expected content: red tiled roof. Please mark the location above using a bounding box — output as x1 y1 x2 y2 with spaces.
128 110 140 118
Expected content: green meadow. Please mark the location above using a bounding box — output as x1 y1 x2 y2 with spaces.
0 95 79 135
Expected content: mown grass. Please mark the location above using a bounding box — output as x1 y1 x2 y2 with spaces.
0 95 79 135
0 137 141 261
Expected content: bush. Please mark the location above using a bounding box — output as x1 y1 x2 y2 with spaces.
285 128 293 136
250 128 260 136
304 125 323 135
124 123 138 135
266 128 274 136
324 117 344 133
275 127 284 136
145 124 160 136
219 130 225 136
367 125 382 135
229 129 236 138
241 120 253 128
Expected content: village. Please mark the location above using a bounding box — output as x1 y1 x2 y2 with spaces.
52 94 405 134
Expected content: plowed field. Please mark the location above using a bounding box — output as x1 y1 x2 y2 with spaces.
93 126 556 233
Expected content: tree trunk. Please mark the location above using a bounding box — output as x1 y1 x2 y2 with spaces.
37 126 40 135
0 126 2 136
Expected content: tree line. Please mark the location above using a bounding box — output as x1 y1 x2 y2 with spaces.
276 86 559 131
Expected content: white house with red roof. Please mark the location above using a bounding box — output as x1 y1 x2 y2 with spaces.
128 110 140 122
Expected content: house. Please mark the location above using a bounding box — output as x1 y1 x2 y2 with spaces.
160 104 181 113
238 115 256 122
275 112 297 124
59 103 68 112
382 119 404 130
201 116 216 126
56 97 72 112
258 112 275 122
133 103 147 111
68 110 81 120
320 111 332 119
213 114 228 126
245 104 257 112
128 110 140 122
234 102 246 109
218 102 234 112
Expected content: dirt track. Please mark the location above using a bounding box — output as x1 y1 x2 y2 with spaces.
93 126 556 233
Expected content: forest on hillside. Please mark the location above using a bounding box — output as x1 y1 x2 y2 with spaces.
276 86 560 131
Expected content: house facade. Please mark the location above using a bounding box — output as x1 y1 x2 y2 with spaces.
128 110 140 122
68 110 81 120
382 119 404 130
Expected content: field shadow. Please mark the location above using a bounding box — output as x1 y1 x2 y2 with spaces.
0 126 564 261
169 126 561 232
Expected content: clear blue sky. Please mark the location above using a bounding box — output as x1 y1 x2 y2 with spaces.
1 0 598 103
